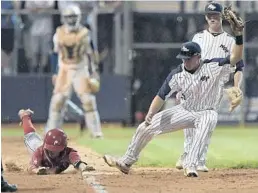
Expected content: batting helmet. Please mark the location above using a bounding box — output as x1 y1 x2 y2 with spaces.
205 2 223 14
43 129 67 152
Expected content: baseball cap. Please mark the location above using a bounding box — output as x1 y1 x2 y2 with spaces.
205 2 223 14
176 42 201 60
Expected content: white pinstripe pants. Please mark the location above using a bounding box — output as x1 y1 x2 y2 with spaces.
120 105 218 168
182 127 211 166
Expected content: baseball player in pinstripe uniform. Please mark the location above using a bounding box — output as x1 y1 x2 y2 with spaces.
103 20 244 177
176 2 244 172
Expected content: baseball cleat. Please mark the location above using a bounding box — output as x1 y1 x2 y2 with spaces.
103 155 130 174
197 165 209 172
184 167 198 177
18 109 34 119
175 159 183 170
1 181 18 192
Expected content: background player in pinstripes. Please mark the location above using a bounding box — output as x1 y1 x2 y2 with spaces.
176 1 245 172
103 20 244 177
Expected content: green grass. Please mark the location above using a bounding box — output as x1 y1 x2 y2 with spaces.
2 125 258 168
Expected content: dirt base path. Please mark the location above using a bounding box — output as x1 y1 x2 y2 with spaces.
2 135 258 193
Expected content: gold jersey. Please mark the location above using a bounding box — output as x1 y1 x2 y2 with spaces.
56 25 91 64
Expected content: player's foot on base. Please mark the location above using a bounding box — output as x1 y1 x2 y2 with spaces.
197 165 209 172
184 167 198 177
18 109 34 119
103 155 130 174
175 159 183 170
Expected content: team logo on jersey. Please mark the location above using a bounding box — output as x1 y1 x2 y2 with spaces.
181 46 189 52
220 44 229 53
200 75 210 82
208 4 216 10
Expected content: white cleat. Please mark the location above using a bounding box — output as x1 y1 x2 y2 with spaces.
175 159 183 170
184 167 198 177
197 165 209 172
18 109 34 119
103 155 130 174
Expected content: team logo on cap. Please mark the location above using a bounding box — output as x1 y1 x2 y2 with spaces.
208 4 216 10
181 46 189 52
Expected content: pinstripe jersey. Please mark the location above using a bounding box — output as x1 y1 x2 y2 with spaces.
158 57 233 112
191 30 244 110
192 30 234 60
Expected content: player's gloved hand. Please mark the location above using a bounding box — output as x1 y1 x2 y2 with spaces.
145 112 154 126
225 87 243 112
223 5 244 36
87 70 100 94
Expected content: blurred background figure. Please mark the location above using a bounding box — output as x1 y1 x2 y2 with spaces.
25 0 55 73
1 0 16 75
1 0 257 128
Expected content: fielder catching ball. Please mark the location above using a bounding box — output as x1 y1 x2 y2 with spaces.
176 1 245 172
103 9 244 177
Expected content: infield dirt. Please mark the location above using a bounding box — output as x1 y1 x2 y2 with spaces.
2 134 258 193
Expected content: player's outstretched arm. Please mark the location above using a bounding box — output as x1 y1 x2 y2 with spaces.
145 96 165 125
145 68 180 125
230 33 243 66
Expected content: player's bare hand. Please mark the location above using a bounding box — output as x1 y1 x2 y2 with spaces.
18 109 34 120
36 167 49 175
225 87 243 112
145 112 154 126
79 162 95 173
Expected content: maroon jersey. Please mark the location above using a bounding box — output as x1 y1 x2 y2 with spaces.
30 145 81 173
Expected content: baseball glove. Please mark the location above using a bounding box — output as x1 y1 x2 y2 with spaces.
87 78 100 93
222 5 244 35
225 87 243 112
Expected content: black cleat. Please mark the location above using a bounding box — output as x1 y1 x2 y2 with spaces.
1 181 18 192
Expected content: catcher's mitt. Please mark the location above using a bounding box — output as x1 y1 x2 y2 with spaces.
222 5 244 35
225 87 243 112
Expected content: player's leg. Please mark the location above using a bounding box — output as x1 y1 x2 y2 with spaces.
103 105 196 174
38 34 51 73
183 110 218 176
197 130 213 172
73 68 102 138
30 34 40 73
18 109 43 155
45 68 72 133
64 99 86 132
176 128 196 169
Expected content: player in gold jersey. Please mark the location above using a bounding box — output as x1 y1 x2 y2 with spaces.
46 4 103 138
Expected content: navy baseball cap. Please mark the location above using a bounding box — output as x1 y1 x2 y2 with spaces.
176 42 201 59
205 2 223 14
